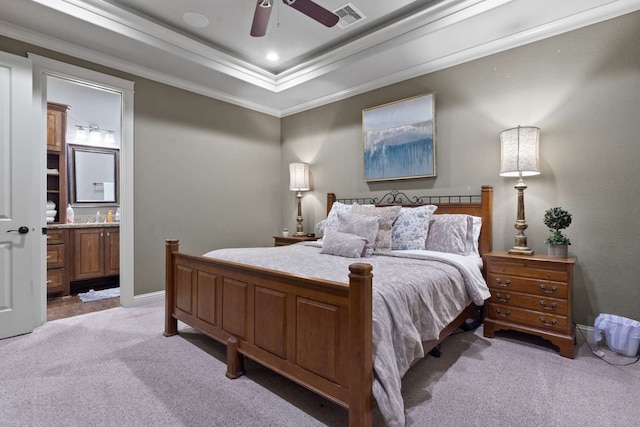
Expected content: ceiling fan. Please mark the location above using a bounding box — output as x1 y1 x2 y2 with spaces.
251 0 340 37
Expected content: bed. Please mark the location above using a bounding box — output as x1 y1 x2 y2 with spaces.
164 186 493 427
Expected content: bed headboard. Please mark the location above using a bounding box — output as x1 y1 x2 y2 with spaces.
326 186 493 256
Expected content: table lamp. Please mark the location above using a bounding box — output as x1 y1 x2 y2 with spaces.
289 162 310 236
500 126 540 255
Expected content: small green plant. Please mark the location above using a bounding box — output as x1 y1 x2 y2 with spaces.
543 207 572 246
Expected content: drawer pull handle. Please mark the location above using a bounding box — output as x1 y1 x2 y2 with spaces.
495 308 510 318
495 278 511 287
46 280 52 284
539 285 558 294
495 293 510 303
539 301 557 311
46 255 51 259
539 317 557 327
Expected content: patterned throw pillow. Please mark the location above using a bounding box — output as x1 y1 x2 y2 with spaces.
425 214 474 255
350 204 402 252
336 211 379 257
320 231 367 258
391 205 438 250
324 202 352 235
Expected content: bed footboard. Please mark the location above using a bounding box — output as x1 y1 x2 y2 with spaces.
164 239 373 426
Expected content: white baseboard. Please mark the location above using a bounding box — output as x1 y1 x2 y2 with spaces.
129 290 165 307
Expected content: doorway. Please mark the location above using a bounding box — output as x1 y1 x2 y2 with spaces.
31 53 135 324
46 76 122 319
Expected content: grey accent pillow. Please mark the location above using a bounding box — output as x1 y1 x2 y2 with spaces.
350 204 402 252
320 231 367 258
425 214 474 255
336 211 379 257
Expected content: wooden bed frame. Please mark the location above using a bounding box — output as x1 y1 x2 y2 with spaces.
164 185 493 427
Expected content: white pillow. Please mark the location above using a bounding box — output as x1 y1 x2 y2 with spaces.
471 216 482 256
320 231 366 258
391 205 438 250
425 214 474 255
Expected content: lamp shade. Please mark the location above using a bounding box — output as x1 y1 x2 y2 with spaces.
499 126 540 177
289 162 310 191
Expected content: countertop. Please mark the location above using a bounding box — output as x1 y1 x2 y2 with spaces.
47 222 120 229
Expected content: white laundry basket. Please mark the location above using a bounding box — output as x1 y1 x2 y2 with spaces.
593 313 640 357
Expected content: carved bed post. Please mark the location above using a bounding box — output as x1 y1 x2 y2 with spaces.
164 239 180 337
480 186 493 256
348 263 373 427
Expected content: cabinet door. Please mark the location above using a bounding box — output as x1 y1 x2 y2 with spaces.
46 108 63 152
105 229 120 276
71 228 105 280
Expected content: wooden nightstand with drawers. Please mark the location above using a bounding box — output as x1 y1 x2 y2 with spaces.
483 251 577 358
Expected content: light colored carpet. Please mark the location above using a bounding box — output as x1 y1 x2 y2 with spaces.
1 302 638 426
76 287 120 303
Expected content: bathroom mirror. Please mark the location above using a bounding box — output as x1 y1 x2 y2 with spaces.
68 144 119 204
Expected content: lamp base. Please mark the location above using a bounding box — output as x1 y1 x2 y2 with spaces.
508 246 534 256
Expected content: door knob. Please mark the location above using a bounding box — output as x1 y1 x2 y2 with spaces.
7 226 29 234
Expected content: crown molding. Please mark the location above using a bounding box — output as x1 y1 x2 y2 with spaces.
2 0 639 117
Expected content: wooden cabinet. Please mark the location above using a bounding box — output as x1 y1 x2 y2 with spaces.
483 251 576 358
46 228 69 295
46 102 69 224
71 227 120 281
273 235 319 246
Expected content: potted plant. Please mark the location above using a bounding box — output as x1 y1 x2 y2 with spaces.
543 207 572 258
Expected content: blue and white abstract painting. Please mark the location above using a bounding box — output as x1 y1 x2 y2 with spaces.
363 93 435 181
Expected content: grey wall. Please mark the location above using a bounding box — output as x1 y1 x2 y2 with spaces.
0 36 282 297
2 10 639 323
281 11 640 325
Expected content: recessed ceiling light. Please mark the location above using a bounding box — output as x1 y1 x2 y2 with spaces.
183 12 209 28
266 52 279 61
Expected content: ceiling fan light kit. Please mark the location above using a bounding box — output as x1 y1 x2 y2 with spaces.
251 0 339 37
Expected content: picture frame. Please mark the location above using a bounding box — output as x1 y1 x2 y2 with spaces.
362 93 436 181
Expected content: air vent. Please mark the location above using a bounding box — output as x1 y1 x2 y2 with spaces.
333 3 365 29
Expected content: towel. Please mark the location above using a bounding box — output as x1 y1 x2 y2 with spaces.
46 200 56 209
46 209 57 216
46 217 55 223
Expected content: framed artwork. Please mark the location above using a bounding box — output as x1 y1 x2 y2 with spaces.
362 93 436 181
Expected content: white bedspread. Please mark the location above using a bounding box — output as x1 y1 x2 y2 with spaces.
203 243 490 426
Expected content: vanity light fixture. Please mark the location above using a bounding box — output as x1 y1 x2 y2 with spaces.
75 124 116 145
500 125 540 255
289 162 310 236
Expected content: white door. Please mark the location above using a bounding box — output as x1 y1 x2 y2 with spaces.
0 52 38 339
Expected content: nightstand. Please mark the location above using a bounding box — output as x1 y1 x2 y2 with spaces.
273 235 319 247
483 251 577 358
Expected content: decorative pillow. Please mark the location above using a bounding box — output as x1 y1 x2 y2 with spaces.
320 231 367 258
315 219 327 237
425 214 474 255
324 202 352 235
350 204 402 252
470 216 482 256
336 211 379 257
391 205 438 250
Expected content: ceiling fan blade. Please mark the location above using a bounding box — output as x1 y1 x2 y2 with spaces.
283 0 339 28
250 0 273 37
